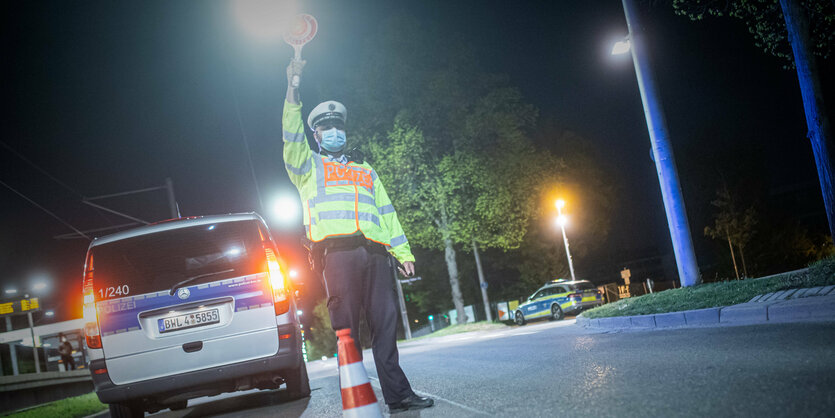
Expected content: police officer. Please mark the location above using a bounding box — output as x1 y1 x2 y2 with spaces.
282 59 433 413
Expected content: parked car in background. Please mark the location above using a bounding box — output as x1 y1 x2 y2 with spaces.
514 279 603 325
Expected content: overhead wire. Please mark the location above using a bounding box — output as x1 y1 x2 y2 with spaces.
0 179 90 239
0 140 115 226
1 140 83 197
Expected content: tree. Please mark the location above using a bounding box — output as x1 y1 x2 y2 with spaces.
368 115 544 324
672 0 835 247
344 16 551 324
704 184 758 277
365 121 469 323
452 87 544 322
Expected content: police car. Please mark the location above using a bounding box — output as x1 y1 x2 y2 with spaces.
514 279 603 325
82 214 308 417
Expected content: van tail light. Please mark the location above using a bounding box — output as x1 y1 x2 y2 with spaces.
82 253 102 349
264 247 290 315
568 293 583 301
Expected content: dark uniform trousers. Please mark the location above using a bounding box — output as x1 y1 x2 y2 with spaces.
322 244 415 405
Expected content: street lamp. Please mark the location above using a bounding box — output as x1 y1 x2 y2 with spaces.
611 38 631 55
270 194 301 225
555 200 576 281
232 0 295 42
612 0 701 287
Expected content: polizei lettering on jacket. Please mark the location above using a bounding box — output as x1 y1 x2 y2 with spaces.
323 161 373 191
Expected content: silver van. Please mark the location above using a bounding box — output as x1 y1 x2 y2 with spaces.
82 213 309 417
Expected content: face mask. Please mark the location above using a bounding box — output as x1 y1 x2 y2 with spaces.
320 128 346 152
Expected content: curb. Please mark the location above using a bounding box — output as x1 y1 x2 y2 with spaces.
577 288 835 331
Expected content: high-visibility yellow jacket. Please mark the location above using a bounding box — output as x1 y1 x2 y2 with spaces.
282 101 415 263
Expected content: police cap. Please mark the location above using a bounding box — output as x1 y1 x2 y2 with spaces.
308 100 347 130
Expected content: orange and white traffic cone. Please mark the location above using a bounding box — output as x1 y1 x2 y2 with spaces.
336 328 383 418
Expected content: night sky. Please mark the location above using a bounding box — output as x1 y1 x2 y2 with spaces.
2 0 832 323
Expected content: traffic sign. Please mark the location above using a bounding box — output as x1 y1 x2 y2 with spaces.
283 13 318 88
497 302 509 321
0 297 41 318
621 268 631 285
284 13 319 88
283 14 318 48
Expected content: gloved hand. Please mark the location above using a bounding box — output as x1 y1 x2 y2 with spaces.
286 59 306 87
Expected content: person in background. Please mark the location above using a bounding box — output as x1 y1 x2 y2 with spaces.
58 333 75 371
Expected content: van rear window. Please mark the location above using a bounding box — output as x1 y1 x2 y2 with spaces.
568 282 597 291
91 221 263 301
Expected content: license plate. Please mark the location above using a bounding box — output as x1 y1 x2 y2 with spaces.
158 309 220 333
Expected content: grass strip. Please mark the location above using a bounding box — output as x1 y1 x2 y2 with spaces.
582 257 835 319
400 321 507 342
5 392 106 418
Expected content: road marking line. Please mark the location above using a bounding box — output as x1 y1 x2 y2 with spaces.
368 376 490 416
514 331 538 335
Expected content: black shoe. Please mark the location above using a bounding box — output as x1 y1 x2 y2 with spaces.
388 395 434 413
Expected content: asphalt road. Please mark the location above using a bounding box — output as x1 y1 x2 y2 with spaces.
142 319 835 417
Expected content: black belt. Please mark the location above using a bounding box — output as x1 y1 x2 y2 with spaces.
301 235 390 274
323 235 389 255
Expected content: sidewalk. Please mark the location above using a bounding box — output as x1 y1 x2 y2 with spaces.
577 285 835 330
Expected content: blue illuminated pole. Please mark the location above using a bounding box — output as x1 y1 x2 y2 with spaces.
778 0 835 244
621 0 701 287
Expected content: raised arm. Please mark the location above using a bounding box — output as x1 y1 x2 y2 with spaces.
286 59 304 104
283 59 313 187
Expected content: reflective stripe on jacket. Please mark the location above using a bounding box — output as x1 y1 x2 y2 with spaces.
282 101 415 263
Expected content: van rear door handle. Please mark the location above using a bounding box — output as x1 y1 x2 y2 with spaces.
182 341 203 353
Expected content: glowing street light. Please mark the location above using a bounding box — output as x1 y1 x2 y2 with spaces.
611 38 631 55
5 288 17 295
289 269 299 279
270 194 301 224
555 199 576 281
232 0 295 41
29 273 51 295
